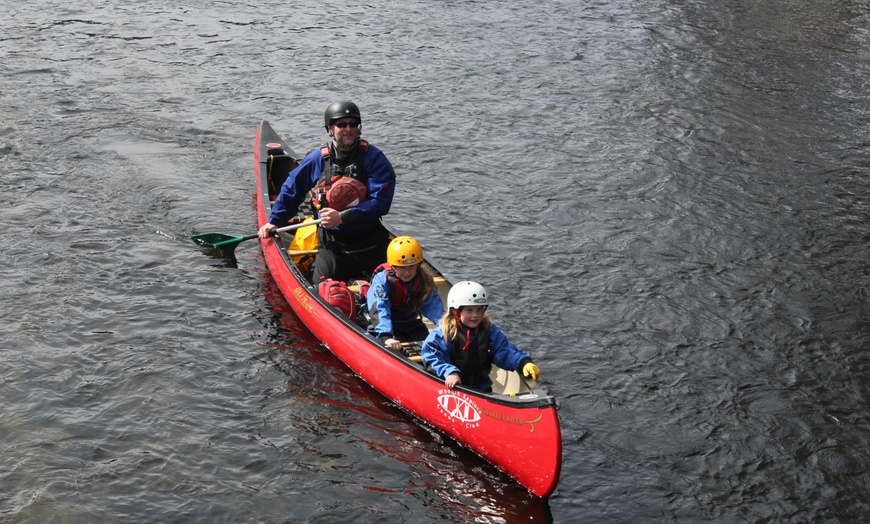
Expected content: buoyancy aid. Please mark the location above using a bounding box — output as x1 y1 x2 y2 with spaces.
373 263 420 321
311 139 369 210
450 325 492 385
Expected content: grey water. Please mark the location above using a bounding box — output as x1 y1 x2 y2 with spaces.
2 0 869 522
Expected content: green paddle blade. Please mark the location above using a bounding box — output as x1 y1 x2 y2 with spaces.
192 220 319 255
192 232 258 255
191 232 241 247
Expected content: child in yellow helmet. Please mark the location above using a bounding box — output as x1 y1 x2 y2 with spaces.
366 236 445 350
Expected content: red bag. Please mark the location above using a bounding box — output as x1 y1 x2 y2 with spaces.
318 279 356 320
326 177 367 210
349 279 370 299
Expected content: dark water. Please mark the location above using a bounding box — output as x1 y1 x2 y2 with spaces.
2 0 869 522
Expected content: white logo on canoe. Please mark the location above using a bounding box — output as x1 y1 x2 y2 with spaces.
437 391 481 428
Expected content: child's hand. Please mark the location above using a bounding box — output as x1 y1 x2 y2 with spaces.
522 362 541 381
385 338 402 351
445 372 461 389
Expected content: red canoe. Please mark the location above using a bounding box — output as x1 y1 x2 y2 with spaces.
253 120 562 497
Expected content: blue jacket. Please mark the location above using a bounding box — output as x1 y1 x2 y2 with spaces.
268 142 395 233
366 268 445 338
421 323 532 391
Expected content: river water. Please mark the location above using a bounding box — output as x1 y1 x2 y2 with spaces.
2 0 869 522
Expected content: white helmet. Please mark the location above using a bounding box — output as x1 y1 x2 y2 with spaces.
447 281 488 310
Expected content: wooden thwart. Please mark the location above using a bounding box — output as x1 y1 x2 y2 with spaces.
287 248 318 257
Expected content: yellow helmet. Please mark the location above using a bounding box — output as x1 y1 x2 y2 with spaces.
387 236 423 266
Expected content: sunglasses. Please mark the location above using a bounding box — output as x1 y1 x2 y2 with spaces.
333 121 359 129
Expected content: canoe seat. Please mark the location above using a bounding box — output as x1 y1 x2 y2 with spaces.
401 341 425 363
490 368 534 395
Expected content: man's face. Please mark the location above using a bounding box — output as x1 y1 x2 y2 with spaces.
330 118 360 151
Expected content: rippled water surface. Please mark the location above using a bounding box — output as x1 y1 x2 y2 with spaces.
2 0 869 522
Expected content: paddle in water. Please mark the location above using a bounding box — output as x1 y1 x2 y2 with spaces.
192 219 322 255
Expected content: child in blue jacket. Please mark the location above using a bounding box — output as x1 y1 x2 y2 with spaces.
421 281 541 391
367 236 445 351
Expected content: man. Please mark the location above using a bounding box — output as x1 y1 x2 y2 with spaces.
258 101 396 283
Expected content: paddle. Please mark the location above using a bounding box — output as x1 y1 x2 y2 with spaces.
192 219 322 254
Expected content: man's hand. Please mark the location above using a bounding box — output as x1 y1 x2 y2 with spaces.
258 223 277 238
319 207 343 228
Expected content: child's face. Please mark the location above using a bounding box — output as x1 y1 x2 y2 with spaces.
458 306 486 328
393 264 418 283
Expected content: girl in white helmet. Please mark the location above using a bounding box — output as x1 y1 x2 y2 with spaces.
421 281 541 391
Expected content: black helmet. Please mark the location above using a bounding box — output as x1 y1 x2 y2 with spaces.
324 101 362 129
